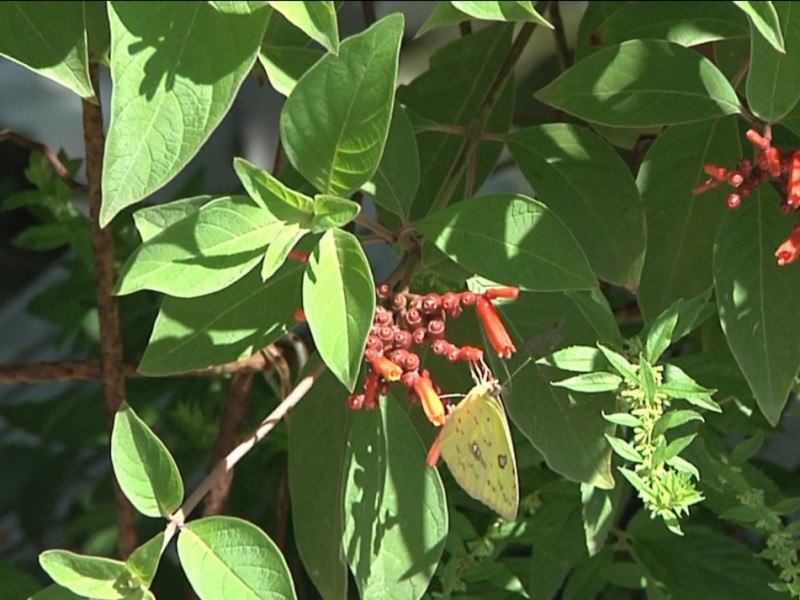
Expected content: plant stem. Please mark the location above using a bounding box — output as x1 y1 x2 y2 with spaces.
0 130 88 192
355 212 395 243
550 1 571 71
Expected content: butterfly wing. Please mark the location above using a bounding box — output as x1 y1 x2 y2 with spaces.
438 381 519 521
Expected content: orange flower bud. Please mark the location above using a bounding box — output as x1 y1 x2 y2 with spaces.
475 296 516 359
370 355 402 382
789 151 800 209
414 376 445 427
426 435 442 467
364 371 380 409
293 308 307 322
485 286 519 300
775 224 800 267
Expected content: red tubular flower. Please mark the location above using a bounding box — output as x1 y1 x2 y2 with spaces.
475 296 516 359
426 435 442 467
364 371 380 409
788 151 800 209
458 345 483 362
414 375 446 427
485 286 520 301
370 355 402 381
775 224 800 267
746 128 769 150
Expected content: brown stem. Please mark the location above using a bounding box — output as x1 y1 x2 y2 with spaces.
550 1 571 71
0 130 88 193
82 63 137 558
355 213 395 244
362 1 376 27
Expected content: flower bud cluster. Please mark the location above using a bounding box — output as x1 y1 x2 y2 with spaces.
347 284 519 426
693 126 800 265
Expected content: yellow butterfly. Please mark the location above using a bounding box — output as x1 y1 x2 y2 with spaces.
435 366 519 521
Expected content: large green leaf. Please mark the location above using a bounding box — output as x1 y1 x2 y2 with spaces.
139 262 302 375
39 551 137 600
178 516 296 600
101 2 269 225
637 117 741 321
268 1 337 53
132 196 212 242
418 193 597 292
118 196 278 298
343 396 447 600
536 40 742 127
450 1 552 27
733 1 785 52
111 402 184 518
303 229 375 391
508 125 646 287
288 365 353 600
258 7 322 97
746 2 800 121
281 14 403 196
0 2 93 98
714 186 800 425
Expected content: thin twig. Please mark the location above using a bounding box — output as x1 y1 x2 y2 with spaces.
362 1 376 27
355 213 395 244
0 130 88 193
550 1 571 71
82 63 137 559
273 462 291 550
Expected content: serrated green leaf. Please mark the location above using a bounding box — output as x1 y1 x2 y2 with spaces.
597 345 638 383
602 412 642 428
117 196 277 298
132 196 212 242
536 40 741 127
111 402 183 518
652 410 704 438
261 224 306 281
714 186 800 425
303 230 374 391
0 2 94 98
281 14 402 196
418 193 597 292
552 372 622 393
605 435 643 463
343 396 447 600
39 550 136 599
312 195 360 232
730 431 765 464
125 533 164 589
178 516 296 600
101 2 269 224
661 364 721 412
139 262 303 375
746 2 800 121
508 124 645 287
537 345 606 373
734 1 785 52
268 1 338 54
451 1 552 27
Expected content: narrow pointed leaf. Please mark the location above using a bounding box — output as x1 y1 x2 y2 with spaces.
597 345 638 383
661 364 721 412
644 310 679 363
126 533 165 589
268 1 338 54
733 1 785 52
451 1 552 27
551 372 622 393
605 435 643 463
312 195 360 232
132 196 212 242
652 410 704 438
233 157 314 221
602 412 643 428
39 551 135 600
537 345 606 373
261 224 306 281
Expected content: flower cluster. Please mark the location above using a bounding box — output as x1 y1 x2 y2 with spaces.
693 126 800 266
347 285 519 426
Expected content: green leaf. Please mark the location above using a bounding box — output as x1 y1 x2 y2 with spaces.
637 117 742 320
303 230 374 391
111 402 183 518
343 396 448 600
594 2 748 48
535 40 741 127
581 483 624 557
418 193 597 292
605 435 643 463
552 372 622 393
288 364 353 600
178 516 296 600
652 410 704 438
415 2 468 38
746 2 800 121
663 434 698 462
261 224 306 281
450 1 552 27
0 560 39 600
733 1 785 52
730 431 765 464
39 550 137 599
640 291 713 349
233 157 315 219
667 455 700 479
312 195 360 232
714 186 800 425
643 310 679 364
268 1 338 54
132 196 212 242
602 412 642 428
537 345 606 373
0 2 93 98
13 222 71 251
259 31 322 97
101 2 269 225
508 125 646 287
661 364 721 412
565 288 624 347
596 345 638 383
281 14 403 196
639 360 658 404
139 263 302 375
117 196 277 298
362 106 419 221
126 533 164 589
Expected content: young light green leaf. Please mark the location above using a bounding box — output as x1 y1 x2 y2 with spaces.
638 360 658 404
663 434 698 462
451 1 552 27
605 435 643 463
132 196 212 242
617 467 651 499
261 224 306 281
537 345 606 373
733 1 785 52
177 516 296 600
507 124 645 287
602 412 643 428
268 1 338 54
597 345 638 383
666 455 700 479
258 6 322 96
102 3 269 225
637 118 742 320
233 157 314 220
418 193 597 292
536 40 742 126
552 372 622 393
714 186 800 425
39 550 136 599
652 410 704 438
117 196 276 298
640 291 713 347
281 14 403 196
746 2 800 121
111 402 183 518
312 195 360 232
27 584 88 600
126 533 164 589
661 363 721 412
343 396 447 600
644 311 679 363
0 3 94 98
303 230 374 391
730 431 765 464
139 263 302 376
